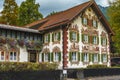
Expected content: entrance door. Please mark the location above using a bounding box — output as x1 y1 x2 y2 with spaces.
29 53 36 62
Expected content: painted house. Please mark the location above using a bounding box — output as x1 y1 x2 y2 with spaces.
0 1 113 69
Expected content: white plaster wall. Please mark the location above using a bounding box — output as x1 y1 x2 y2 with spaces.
67 7 110 68
19 47 28 62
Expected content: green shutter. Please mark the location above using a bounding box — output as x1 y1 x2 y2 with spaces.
59 52 61 61
89 54 91 62
96 21 98 28
98 54 100 62
101 38 103 45
106 38 107 45
77 33 79 42
97 37 99 44
48 53 50 62
51 53 53 62
52 33 54 42
82 34 84 42
69 52 72 61
48 34 50 42
70 31 72 41
58 32 61 41
42 53 44 62
101 54 103 62
78 52 80 61
92 54 94 62
81 53 84 62
88 35 91 43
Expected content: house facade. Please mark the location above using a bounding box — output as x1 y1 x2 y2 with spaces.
0 1 113 69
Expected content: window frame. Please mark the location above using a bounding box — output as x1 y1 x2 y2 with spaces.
0 51 5 61
93 36 97 44
93 54 98 62
83 53 89 62
71 52 77 62
9 51 17 61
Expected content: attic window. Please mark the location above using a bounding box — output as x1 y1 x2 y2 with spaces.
92 20 98 28
82 17 88 25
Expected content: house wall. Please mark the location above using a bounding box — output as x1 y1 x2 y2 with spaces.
67 7 110 68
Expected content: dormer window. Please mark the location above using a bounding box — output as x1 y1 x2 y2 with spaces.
92 20 98 28
82 17 88 25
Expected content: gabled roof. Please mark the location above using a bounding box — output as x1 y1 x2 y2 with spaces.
25 1 113 35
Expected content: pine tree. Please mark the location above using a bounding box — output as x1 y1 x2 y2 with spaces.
18 0 43 26
107 0 120 53
1 0 18 25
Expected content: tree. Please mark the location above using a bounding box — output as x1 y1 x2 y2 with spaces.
107 0 120 53
18 0 43 26
46 11 58 17
1 0 18 25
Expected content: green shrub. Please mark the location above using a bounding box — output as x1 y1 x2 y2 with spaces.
87 64 107 68
0 62 58 72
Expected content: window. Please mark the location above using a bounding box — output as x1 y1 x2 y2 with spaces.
70 31 77 41
82 17 88 25
0 51 5 61
92 20 97 27
54 52 59 62
54 32 59 41
93 54 98 62
102 38 107 45
93 36 98 44
71 52 77 62
83 34 88 43
9 52 17 61
102 54 107 62
83 53 89 62
44 53 49 62
44 34 50 43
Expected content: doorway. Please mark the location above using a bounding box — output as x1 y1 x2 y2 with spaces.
29 53 37 62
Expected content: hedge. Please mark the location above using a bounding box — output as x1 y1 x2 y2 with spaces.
0 62 58 72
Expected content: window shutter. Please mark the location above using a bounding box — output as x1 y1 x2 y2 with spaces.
101 37 103 45
98 54 100 62
59 52 61 61
88 35 91 43
58 32 61 41
101 54 103 62
77 33 79 42
51 53 53 62
78 52 80 61
96 21 98 28
48 34 50 42
82 34 84 42
106 38 107 45
52 33 54 42
48 53 50 62
89 54 91 62
97 37 99 44
42 53 44 62
81 53 84 62
69 52 72 61
70 31 72 41
92 54 94 62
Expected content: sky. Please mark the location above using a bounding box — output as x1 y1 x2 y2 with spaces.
0 0 112 17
